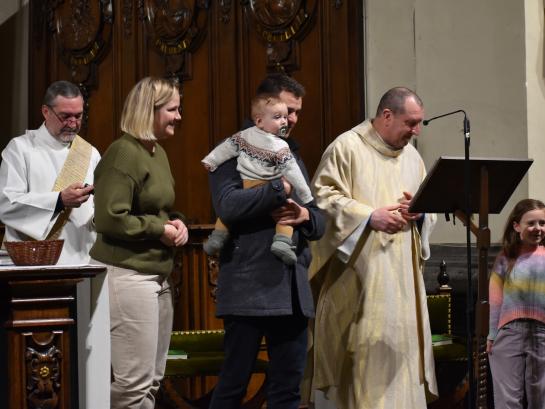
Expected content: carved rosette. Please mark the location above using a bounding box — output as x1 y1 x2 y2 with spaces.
242 0 317 72
144 0 210 82
48 0 113 127
25 333 63 409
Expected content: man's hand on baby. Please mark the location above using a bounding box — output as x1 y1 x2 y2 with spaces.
271 199 309 226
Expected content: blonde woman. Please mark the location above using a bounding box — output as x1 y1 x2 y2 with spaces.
90 77 188 409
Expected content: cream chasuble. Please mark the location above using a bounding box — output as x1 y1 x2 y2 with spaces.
307 120 438 409
0 123 110 409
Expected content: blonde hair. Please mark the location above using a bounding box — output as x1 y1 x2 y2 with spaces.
120 77 179 141
250 94 283 122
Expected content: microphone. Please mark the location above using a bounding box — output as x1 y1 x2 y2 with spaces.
423 109 470 138
422 109 472 224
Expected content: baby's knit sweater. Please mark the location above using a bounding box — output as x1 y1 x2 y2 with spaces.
488 246 545 340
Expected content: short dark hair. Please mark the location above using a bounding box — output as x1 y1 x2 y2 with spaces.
256 73 306 98
375 87 423 117
43 81 83 106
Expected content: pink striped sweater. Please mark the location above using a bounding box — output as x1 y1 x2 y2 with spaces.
488 246 545 340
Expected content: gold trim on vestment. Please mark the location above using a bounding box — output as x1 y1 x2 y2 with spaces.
46 135 93 240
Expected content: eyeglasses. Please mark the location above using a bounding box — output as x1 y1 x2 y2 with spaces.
47 105 83 124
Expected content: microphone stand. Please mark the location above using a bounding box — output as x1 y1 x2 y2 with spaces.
463 114 474 409
424 110 475 409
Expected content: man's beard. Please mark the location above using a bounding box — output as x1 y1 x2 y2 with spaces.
57 127 79 143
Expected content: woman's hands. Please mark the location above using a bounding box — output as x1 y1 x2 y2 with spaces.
160 219 189 247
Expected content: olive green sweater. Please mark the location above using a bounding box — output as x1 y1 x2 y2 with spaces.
90 133 178 276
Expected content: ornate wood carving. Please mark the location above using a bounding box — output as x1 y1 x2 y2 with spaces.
219 0 233 23
207 256 219 302
241 0 317 72
1 266 103 408
49 1 113 85
44 0 113 129
123 0 133 37
170 225 220 331
143 0 210 81
25 332 63 409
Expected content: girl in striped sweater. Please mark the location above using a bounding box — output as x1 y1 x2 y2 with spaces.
487 198 545 409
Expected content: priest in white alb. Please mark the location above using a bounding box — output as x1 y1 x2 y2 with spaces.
305 87 438 409
0 81 110 409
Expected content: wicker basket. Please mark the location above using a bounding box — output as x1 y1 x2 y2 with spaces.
4 240 64 266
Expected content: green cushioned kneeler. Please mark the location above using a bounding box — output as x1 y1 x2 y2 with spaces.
432 340 467 361
427 294 467 362
165 355 268 377
166 295 466 379
165 330 268 378
427 294 451 335
169 330 225 353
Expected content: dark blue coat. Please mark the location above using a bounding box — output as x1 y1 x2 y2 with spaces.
209 138 325 318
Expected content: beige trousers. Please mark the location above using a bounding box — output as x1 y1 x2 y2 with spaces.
107 264 174 409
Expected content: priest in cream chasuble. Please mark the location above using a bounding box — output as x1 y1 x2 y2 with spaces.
306 88 438 409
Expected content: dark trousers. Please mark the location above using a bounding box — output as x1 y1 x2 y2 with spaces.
209 314 308 409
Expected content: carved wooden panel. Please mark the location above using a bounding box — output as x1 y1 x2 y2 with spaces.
143 0 210 81
171 224 221 332
29 0 363 220
45 1 113 131
4 328 72 409
242 0 317 72
25 332 65 409
0 267 103 409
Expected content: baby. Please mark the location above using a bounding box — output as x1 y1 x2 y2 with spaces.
202 94 313 265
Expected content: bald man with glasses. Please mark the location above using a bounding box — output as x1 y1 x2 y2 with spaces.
0 80 109 409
